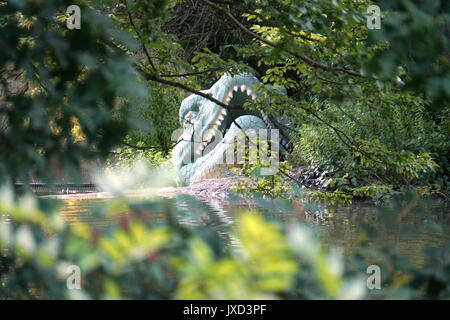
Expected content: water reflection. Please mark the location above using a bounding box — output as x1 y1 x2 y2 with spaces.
58 195 450 266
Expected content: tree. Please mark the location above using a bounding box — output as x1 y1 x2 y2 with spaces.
0 0 146 187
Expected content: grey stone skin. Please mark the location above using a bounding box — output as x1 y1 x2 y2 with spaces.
172 73 291 185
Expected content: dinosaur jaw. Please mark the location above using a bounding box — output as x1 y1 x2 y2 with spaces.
224 84 257 105
193 83 258 159
173 73 289 185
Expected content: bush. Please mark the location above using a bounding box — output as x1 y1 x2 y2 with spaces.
288 93 445 199
106 145 172 172
231 160 293 198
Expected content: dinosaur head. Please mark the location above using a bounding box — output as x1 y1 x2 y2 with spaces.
172 73 289 185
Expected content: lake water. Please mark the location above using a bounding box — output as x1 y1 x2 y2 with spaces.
58 193 450 266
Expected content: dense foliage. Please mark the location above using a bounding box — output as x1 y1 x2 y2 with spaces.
0 0 147 187
114 0 449 199
2 0 449 198
0 0 449 300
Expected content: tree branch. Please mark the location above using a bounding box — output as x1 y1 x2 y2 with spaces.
159 68 224 78
140 69 231 110
200 0 363 77
121 141 177 150
125 4 158 74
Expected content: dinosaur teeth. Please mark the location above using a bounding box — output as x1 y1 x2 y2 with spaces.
225 90 234 104
204 130 214 141
245 88 257 100
218 114 224 121
233 86 239 92
240 85 246 92
221 109 227 115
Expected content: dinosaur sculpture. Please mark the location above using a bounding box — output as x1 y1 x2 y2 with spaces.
172 73 290 185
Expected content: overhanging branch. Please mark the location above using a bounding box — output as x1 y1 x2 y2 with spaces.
200 0 363 78
142 71 231 110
